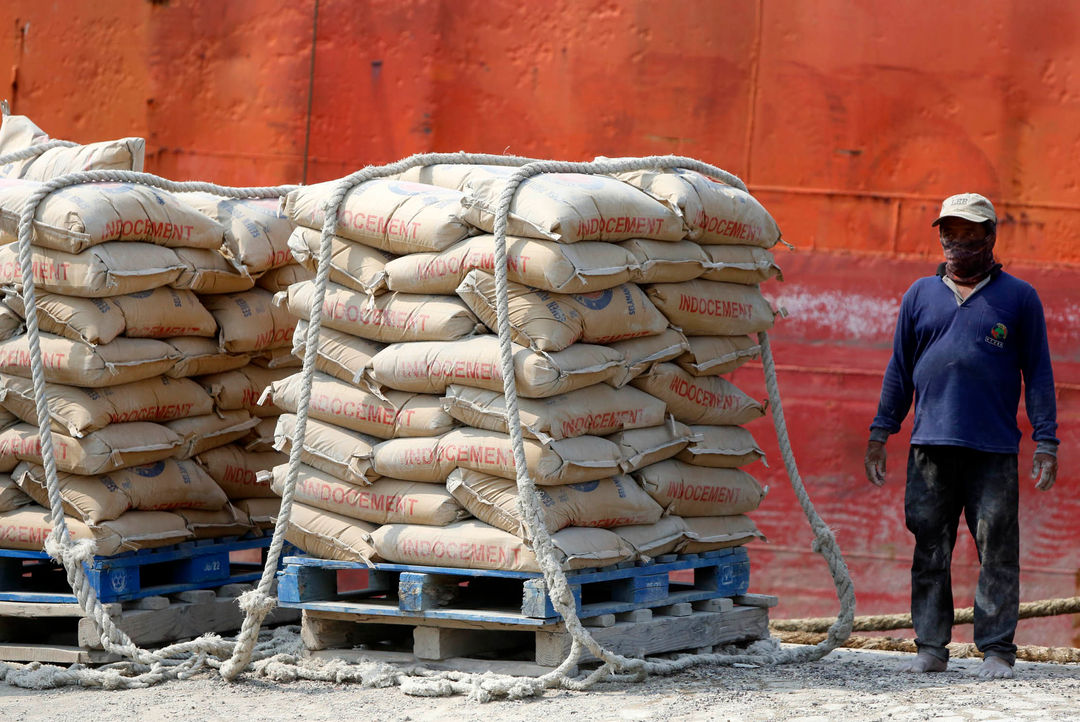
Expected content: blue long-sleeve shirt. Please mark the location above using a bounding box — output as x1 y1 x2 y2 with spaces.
871 267 1058 453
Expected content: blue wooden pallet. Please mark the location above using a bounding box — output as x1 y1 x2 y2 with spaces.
0 536 297 604
278 546 750 625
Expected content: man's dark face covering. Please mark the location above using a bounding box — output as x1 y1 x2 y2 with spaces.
938 217 996 283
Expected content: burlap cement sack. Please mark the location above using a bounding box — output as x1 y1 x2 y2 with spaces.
383 235 638 295
605 328 689 388
0 422 182 475
166 410 259 459
0 242 185 297
611 515 689 559
0 179 224 253
447 470 662 538
630 363 766 426
176 504 252 539
675 335 761 377
613 168 781 248
235 496 279 530
676 425 765 468
633 460 765 517
202 288 297 353
241 417 278 453
0 473 32 512
197 366 293 417
172 247 256 294
0 114 145 179
700 245 782 285
273 414 380 486
681 514 765 553
606 421 696 473
0 374 213 437
284 501 379 563
371 519 634 572
0 333 179 387
195 443 284 499
291 321 383 384
442 383 666 441
369 436 452 483
0 505 192 554
621 239 708 284
367 335 621 398
163 337 251 378
287 226 393 293
284 280 481 344
441 428 622 485
176 193 295 276
284 179 473 254
646 279 775 336
457 270 668 352
255 263 313 293
269 371 455 439
269 463 468 527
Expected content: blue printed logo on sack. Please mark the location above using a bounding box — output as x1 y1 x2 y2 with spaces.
571 289 613 311
985 322 1007 349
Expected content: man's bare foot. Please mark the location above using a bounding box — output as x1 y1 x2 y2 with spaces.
976 655 1015 679
898 652 948 673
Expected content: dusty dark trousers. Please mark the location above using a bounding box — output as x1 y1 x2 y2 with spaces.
905 445 1019 664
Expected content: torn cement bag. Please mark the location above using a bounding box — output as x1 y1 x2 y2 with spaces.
0 422 182 475
371 519 635 572
0 178 224 253
633 460 765 517
177 504 252 539
0 333 179 387
235 497 279 530
457 270 669 352
0 474 32 512
611 515 689 559
675 335 761 377
645 279 775 336
202 288 297 353
284 280 481 344
291 321 384 384
366 335 621 398
196 365 293 417
284 501 379 564
700 245 782 285
287 226 393 293
195 443 284 499
606 421 696 473
165 410 259 459
0 242 185 297
0 114 145 179
256 263 313 292
621 239 708 284
163 337 251 378
0 374 213 437
680 514 765 553
269 371 455 439
176 193 295 276
241 417 278 453
0 505 192 554
273 413 380 486
605 328 689 388
283 179 473 254
172 247 256 294
442 383 666 441
613 168 781 247
440 428 622 485
269 463 468 527
382 234 638 295
447 470 662 538
630 363 766 426
676 425 765 468
369 435 453 483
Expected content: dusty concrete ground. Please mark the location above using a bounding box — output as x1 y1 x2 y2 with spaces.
1 646 1077 721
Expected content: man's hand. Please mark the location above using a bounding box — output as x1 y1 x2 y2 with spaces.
1032 452 1058 491
865 440 887 486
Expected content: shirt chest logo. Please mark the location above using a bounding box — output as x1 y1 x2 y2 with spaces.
985 322 1007 348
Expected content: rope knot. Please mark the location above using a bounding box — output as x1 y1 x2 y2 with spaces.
44 533 97 566
237 589 277 616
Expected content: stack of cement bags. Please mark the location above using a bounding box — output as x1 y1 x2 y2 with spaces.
270 166 781 572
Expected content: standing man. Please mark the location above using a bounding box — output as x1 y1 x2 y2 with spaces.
864 193 1059 679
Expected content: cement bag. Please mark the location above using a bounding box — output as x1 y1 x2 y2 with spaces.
195 443 284 499
251 346 302 369
285 280 481 344
700 245 782 285
0 301 20 341
0 474 32 512
235 497 279 530
203 288 297 353
0 179 224 253
163 337 251 378
645 279 775 336
676 425 765 468
681 515 765 553
284 179 473 254
0 374 213 437
0 242 184 297
441 428 622 485
367 335 621 398
605 328 689 388
197 365 293 417
269 371 455 439
442 383 666 441
269 463 468 527
256 263 313 292
383 235 637 295
176 193 295 276
0 422 182 475
622 239 708 284
457 270 668 352
172 248 256 294
607 421 696 473
0 114 144 179
273 413 380 486
3 289 122 345
0 333 179 387
676 335 761 376
633 460 765 517
614 168 781 247
369 436 453 483
447 470 662 538
372 519 635 572
285 501 379 563
177 504 252 539
291 321 383 384
630 363 766 426
611 516 689 559
241 417 278 453
287 226 393 293
0 505 192 554
166 410 259 459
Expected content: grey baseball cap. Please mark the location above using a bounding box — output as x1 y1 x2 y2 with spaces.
931 192 997 226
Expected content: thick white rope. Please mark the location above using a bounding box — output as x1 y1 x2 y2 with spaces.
0 140 80 166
